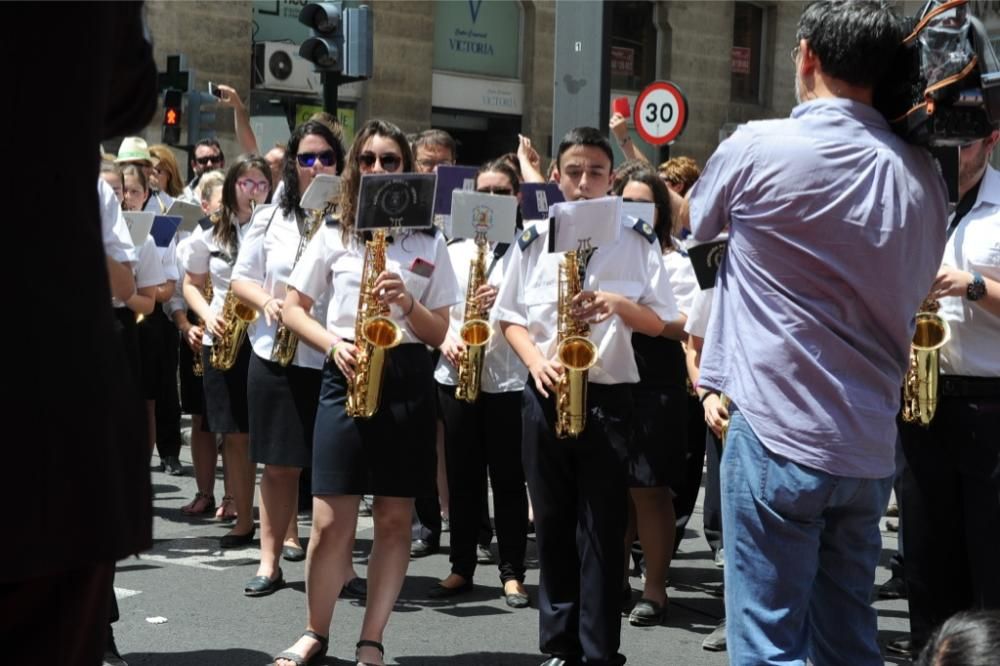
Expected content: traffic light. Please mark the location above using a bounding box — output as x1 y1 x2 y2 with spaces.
186 90 217 144
161 89 183 145
299 2 344 73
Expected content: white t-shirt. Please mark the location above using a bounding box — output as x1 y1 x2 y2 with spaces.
495 217 679 385
232 204 329 370
177 215 253 345
288 225 461 346
99 178 136 265
433 238 526 393
939 166 1000 377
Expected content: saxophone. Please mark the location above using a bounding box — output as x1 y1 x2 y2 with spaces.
455 238 493 402
210 208 258 371
271 210 324 366
345 229 403 419
901 298 951 426
554 249 598 438
192 275 213 377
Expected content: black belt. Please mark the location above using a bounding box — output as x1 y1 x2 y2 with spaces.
940 375 1000 399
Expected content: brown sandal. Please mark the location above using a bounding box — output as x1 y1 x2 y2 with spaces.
215 495 237 521
181 492 216 516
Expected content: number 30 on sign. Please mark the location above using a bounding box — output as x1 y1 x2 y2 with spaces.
633 81 689 146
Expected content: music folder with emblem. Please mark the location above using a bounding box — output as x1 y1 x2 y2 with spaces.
521 182 564 221
167 199 205 234
687 233 729 289
546 196 622 254
356 173 437 230
450 191 517 243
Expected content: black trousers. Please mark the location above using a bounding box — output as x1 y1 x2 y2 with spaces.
900 387 1000 646
674 394 707 550
702 428 724 555
139 309 182 458
522 382 629 666
438 384 527 583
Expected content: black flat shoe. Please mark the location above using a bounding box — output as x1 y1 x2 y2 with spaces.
244 569 284 597
628 597 667 626
340 576 367 599
282 545 306 562
427 579 473 599
220 527 256 549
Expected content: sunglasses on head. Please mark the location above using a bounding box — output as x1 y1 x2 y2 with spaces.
195 154 222 166
357 152 402 171
622 197 654 204
297 150 337 168
476 187 513 196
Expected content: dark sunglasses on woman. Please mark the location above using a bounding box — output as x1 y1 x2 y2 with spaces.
357 152 401 171
297 150 337 168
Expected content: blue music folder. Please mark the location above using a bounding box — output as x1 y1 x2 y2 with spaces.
521 183 564 220
432 165 478 216
150 215 182 247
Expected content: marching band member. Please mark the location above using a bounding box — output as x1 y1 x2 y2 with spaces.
610 168 692 627
231 120 345 596
178 155 272 548
496 127 680 666
173 170 227 517
274 119 459 666
428 160 530 607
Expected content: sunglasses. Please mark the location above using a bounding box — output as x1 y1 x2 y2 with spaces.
476 188 513 196
357 152 402 171
237 179 270 194
195 154 223 166
297 150 337 168
622 197 654 204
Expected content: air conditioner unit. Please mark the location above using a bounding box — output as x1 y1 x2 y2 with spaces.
253 41 322 94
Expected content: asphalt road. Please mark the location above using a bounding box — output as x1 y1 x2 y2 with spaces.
112 436 911 665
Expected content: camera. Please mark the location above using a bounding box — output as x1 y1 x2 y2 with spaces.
875 0 1000 147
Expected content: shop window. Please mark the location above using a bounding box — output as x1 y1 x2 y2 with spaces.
609 0 657 91
731 3 765 104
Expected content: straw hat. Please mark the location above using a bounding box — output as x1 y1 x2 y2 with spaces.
115 137 152 165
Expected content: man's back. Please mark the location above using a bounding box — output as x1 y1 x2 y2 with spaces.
691 97 947 478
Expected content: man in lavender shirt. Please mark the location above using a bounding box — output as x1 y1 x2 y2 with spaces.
688 2 948 664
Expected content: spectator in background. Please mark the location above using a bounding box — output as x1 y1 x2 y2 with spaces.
183 138 225 201
413 129 457 173
658 156 701 196
149 144 185 197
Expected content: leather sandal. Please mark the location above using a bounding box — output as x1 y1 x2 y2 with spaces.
216 495 237 521
273 630 328 666
181 492 215 516
355 639 385 666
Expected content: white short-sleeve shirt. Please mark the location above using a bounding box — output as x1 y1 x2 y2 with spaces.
177 215 253 346
288 224 461 345
684 287 714 340
433 238 527 393
99 179 136 265
495 217 679 385
662 248 698 316
232 204 330 369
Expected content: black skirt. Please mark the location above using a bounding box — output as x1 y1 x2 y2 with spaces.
113 307 140 387
629 385 689 489
201 339 251 434
248 353 322 467
312 344 437 497
178 336 205 415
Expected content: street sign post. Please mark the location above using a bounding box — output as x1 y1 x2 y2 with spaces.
633 81 688 146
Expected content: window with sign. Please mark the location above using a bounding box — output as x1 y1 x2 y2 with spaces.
731 3 765 104
432 0 522 79
609 1 657 91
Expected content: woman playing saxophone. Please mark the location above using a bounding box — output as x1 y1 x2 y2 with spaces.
178 155 271 548
273 120 460 666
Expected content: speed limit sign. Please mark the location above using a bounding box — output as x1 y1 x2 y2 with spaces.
633 81 688 146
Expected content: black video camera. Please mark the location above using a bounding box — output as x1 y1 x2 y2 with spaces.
875 0 1000 147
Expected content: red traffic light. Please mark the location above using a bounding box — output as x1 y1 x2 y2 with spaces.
164 107 179 126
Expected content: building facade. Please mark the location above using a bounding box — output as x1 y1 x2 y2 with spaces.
140 0 998 175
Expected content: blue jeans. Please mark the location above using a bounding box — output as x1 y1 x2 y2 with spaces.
721 410 892 666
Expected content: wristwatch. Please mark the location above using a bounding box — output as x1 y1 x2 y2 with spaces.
967 271 986 301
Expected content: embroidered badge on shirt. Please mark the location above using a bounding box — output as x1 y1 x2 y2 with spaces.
632 219 657 244
518 224 539 250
